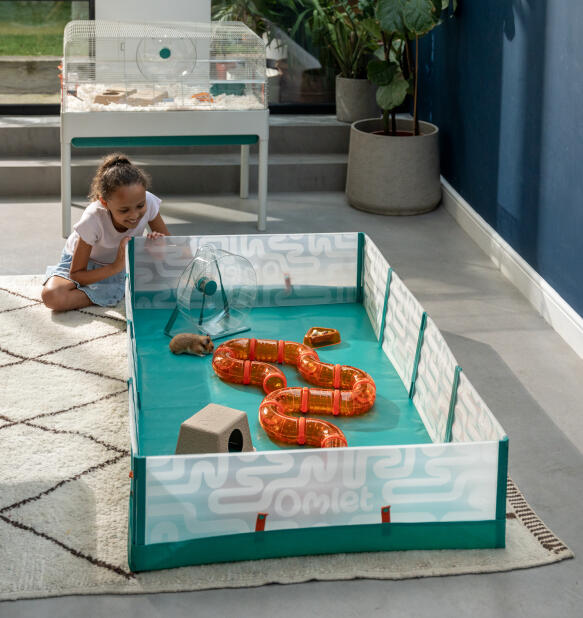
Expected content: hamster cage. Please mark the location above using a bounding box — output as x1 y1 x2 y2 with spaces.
61 20 268 111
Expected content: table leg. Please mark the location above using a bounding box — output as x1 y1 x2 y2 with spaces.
240 144 249 199
61 141 71 238
257 138 268 231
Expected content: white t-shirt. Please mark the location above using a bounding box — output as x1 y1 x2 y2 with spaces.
64 191 161 264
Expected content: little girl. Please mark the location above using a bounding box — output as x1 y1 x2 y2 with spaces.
42 153 168 312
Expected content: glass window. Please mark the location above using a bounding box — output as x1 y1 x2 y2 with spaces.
211 1 337 109
0 1 91 106
1 1 346 112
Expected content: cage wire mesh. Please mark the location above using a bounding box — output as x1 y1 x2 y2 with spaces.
62 20 267 111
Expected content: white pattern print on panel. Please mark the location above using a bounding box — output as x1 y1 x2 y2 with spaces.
132 233 359 308
363 236 390 339
381 272 425 388
452 373 506 442
412 317 459 443
144 442 500 544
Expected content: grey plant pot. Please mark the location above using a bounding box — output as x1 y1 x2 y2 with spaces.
346 117 441 215
335 76 379 123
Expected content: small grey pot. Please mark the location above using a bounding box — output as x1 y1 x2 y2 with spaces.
335 76 379 123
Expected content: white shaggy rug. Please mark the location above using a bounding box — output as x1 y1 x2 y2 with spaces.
0 275 573 601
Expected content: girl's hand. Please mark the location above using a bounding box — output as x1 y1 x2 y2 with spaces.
114 237 130 272
145 230 167 260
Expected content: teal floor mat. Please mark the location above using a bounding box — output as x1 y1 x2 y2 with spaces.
133 303 431 456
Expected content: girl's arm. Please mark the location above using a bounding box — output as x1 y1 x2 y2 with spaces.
69 237 128 286
147 213 170 238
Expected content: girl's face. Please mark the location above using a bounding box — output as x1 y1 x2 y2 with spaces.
101 183 147 232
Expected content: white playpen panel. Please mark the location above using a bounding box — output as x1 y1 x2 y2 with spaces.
412 316 458 443
362 235 391 340
380 271 426 390
453 372 506 442
143 440 501 544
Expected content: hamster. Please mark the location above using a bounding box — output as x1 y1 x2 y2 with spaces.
169 333 214 356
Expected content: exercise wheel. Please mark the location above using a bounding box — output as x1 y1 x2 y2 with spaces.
164 244 257 340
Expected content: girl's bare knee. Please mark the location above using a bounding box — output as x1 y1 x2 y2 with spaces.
41 286 67 311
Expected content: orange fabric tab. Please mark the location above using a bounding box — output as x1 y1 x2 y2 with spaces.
333 389 341 416
277 339 285 364
248 338 257 361
243 360 251 384
300 387 309 413
333 364 342 389
297 416 306 445
255 513 268 531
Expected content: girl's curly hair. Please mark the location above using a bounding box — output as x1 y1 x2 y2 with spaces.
89 153 150 201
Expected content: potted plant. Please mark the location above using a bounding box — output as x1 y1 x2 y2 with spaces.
212 0 329 105
308 0 380 122
346 0 457 215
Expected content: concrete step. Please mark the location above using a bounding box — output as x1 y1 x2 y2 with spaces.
0 114 351 157
0 152 348 197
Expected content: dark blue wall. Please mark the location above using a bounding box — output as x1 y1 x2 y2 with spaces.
419 1 583 317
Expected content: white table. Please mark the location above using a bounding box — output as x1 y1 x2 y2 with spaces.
60 109 269 237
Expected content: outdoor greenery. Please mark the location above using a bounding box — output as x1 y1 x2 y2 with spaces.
212 1 374 78
212 1 457 111
212 0 271 37
307 0 377 79
212 0 322 58
0 1 85 56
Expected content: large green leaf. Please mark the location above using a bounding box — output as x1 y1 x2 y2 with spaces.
377 0 443 37
376 0 406 35
361 16 382 40
367 59 398 86
402 0 441 36
374 46 386 60
376 71 409 111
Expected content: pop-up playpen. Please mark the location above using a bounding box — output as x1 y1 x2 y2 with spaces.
126 232 508 572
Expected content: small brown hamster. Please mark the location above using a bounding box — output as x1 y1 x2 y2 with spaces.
169 333 214 356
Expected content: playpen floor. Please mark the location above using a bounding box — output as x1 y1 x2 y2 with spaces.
133 302 431 456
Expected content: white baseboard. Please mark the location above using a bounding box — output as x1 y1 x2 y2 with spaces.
441 176 583 360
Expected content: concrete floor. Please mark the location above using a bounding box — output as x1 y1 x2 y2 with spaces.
1 192 583 617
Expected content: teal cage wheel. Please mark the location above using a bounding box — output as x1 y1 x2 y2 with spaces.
164 244 257 340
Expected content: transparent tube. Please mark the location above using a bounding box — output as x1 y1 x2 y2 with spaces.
212 337 376 448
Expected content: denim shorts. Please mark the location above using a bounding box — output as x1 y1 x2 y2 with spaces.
44 251 125 307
